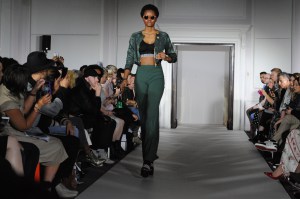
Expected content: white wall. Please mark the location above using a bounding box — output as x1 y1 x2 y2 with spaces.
30 0 103 69
0 0 119 69
253 0 292 89
0 0 31 61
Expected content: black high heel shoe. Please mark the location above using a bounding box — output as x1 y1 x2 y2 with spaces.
141 163 154 177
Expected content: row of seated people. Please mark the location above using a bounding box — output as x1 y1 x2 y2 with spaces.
0 52 140 198
246 68 300 185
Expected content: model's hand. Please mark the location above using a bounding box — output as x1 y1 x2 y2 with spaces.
156 52 167 60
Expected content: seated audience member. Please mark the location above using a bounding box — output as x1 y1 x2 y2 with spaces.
0 63 68 196
122 74 141 144
69 65 117 159
0 57 40 180
251 68 282 143
246 71 268 138
99 67 125 160
267 68 286 136
274 72 292 128
107 65 139 150
31 66 80 194
256 74 300 152
0 116 57 199
250 79 277 143
57 69 105 167
0 134 24 176
264 129 300 180
0 57 19 85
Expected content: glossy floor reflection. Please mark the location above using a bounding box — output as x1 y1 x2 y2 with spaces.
76 125 290 199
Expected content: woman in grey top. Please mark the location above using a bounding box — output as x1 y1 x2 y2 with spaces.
0 64 67 187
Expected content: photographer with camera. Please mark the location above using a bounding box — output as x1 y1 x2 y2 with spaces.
24 51 80 197
0 60 69 195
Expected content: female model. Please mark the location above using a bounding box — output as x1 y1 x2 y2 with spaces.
123 4 177 177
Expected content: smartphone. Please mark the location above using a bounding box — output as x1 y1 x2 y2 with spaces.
41 81 52 95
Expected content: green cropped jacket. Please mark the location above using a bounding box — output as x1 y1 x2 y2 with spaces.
125 30 177 70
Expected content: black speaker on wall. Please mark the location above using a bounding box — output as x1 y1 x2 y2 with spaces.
41 35 51 52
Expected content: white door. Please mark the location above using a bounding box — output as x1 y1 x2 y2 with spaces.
177 45 230 125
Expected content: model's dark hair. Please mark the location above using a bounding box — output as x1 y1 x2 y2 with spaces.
140 4 159 18
3 64 30 98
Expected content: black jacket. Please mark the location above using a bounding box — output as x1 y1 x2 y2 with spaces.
69 78 102 118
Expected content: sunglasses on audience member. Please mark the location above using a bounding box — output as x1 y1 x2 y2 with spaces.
143 16 156 20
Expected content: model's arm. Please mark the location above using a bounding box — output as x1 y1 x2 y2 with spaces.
164 33 177 63
124 34 135 71
123 34 135 86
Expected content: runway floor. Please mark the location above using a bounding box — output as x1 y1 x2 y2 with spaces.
76 125 290 199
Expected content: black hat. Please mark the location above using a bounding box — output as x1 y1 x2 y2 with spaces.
83 66 99 78
23 51 55 74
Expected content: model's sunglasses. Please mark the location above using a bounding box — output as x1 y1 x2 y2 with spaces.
143 15 156 20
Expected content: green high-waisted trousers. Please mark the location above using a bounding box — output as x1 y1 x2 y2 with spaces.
135 65 164 162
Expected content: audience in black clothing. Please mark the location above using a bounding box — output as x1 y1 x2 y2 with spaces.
0 52 141 198
69 65 116 153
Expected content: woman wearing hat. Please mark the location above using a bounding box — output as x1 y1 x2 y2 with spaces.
0 64 69 193
122 4 177 177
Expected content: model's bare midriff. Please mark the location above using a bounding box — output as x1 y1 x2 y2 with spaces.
140 57 156 66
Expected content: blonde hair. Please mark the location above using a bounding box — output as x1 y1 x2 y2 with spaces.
66 70 79 89
106 65 117 77
102 67 108 77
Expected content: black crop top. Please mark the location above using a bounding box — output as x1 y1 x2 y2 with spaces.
139 40 154 54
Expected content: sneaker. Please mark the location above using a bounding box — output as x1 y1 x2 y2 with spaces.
97 149 115 164
86 151 105 167
55 183 78 198
255 140 277 152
